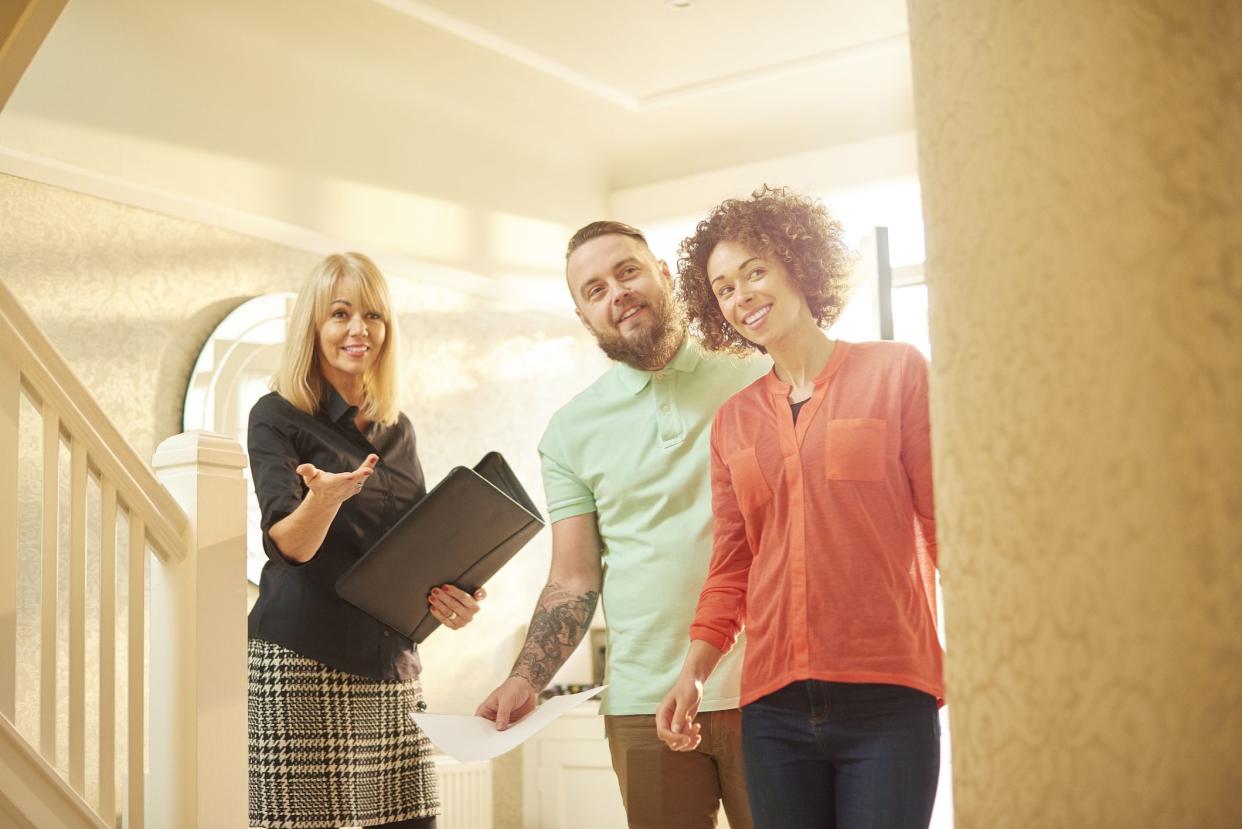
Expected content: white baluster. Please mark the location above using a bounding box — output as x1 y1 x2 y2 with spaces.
40 410 59 762
69 437 87 793
124 514 144 829
0 357 17 722
99 479 117 824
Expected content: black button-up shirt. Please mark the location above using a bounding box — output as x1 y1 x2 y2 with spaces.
246 389 425 680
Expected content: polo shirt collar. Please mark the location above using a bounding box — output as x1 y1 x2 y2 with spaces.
615 336 702 395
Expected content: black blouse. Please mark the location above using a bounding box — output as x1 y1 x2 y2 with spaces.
246 389 426 680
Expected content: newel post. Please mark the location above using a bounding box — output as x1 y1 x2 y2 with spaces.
150 431 248 828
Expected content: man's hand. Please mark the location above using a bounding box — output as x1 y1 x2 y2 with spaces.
655 676 704 751
476 676 538 731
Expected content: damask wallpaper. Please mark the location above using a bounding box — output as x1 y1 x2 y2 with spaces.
907 1 1241 826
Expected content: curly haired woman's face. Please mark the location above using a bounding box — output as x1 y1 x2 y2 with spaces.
707 240 811 349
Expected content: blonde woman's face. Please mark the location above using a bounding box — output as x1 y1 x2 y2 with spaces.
316 278 386 388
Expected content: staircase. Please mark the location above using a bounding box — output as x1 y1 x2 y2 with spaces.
0 277 249 827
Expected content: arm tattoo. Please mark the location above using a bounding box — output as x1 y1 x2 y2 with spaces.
510 581 600 691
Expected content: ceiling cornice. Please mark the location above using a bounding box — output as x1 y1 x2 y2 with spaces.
0 146 503 297
371 0 908 111
641 33 909 110
370 0 641 109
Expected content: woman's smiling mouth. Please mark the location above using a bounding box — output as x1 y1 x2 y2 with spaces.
742 304 772 329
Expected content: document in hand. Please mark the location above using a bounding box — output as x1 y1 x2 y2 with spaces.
411 686 606 763
335 451 544 643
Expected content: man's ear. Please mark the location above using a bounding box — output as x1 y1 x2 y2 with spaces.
658 260 673 284
575 306 593 334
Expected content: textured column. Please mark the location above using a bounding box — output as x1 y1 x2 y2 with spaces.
907 1 1242 826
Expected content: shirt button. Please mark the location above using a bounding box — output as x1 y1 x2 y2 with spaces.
660 403 670 413
416 700 428 712
382 630 389 637
656 373 665 380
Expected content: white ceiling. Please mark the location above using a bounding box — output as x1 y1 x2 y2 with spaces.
1 0 916 274
375 0 910 106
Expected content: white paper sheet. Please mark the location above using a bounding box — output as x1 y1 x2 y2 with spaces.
412 685 606 763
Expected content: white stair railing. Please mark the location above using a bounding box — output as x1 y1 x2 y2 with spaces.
0 277 247 828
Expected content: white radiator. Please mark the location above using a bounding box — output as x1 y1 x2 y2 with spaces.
435 755 494 829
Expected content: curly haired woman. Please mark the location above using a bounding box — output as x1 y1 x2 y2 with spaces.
655 187 943 829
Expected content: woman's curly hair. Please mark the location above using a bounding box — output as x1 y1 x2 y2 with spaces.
676 185 855 355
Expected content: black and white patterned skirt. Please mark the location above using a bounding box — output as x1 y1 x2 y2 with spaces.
248 639 440 828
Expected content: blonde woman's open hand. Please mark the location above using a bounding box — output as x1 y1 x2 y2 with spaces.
296 453 378 506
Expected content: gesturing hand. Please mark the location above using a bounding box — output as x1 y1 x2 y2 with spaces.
296 453 379 506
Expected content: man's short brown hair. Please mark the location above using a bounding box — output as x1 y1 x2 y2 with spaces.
565 220 650 261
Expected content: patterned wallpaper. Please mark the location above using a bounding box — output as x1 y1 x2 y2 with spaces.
1 172 606 825
907 1 1242 826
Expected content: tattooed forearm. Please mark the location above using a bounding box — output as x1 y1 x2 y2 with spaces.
510 581 600 691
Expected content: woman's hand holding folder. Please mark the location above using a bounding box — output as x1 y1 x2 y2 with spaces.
428 585 487 630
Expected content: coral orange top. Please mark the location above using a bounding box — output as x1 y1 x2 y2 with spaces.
690 340 944 707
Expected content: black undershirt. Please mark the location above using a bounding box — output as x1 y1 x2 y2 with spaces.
790 397 810 423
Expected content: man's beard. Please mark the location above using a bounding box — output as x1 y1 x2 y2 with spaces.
591 295 685 371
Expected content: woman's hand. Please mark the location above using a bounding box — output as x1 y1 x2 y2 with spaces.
429 584 486 631
268 454 379 564
655 641 723 750
296 454 378 506
655 676 704 751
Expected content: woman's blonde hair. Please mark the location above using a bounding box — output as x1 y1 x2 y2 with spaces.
273 252 401 426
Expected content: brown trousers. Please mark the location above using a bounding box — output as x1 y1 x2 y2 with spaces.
604 710 753 829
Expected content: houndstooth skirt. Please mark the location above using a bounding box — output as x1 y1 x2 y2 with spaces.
248 639 440 828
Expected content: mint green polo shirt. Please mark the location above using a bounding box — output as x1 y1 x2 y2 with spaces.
538 339 769 715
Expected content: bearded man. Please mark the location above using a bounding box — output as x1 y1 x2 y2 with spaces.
477 221 767 829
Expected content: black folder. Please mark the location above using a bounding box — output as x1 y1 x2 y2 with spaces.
335 452 544 643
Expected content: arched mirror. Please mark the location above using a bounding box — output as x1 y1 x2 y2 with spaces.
182 293 296 584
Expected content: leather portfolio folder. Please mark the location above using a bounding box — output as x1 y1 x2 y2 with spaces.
336 451 544 643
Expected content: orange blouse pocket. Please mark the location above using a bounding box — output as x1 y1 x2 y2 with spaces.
824 418 887 482
725 447 773 514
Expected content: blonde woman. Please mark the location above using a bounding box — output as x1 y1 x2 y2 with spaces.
246 252 484 829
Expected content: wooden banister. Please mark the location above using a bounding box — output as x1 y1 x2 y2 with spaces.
0 279 189 561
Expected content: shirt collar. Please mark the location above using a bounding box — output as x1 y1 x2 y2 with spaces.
322 385 357 424
614 336 702 395
761 339 852 396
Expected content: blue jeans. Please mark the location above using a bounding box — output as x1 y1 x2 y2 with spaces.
741 681 940 829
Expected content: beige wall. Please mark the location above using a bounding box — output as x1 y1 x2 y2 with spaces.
1 172 605 822
908 1 1241 825
609 131 920 227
